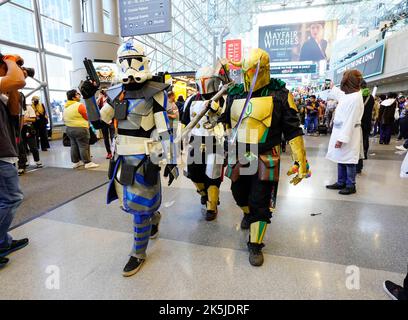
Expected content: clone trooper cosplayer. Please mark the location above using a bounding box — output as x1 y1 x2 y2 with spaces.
181 66 227 221
224 48 311 266
79 40 178 277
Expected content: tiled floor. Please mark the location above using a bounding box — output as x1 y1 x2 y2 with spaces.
1 135 407 299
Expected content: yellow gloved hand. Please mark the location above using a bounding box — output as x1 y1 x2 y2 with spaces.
208 101 221 116
287 136 311 186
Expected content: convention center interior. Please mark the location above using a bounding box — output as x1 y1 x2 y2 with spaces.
1 0 408 303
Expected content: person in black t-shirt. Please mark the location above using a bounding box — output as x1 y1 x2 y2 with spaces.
0 54 29 269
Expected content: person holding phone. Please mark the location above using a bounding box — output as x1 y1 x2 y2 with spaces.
326 70 364 195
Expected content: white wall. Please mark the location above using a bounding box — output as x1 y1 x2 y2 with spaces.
369 29 408 83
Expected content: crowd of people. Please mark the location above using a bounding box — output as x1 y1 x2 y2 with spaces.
16 95 50 175
290 86 408 149
0 50 407 299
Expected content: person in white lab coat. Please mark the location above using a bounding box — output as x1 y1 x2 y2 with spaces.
325 70 364 195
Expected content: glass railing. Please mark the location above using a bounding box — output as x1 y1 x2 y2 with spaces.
331 18 408 69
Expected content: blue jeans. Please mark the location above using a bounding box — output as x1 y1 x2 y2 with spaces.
337 163 356 188
307 115 318 133
0 161 23 249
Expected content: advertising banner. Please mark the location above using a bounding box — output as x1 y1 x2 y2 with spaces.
270 63 317 75
119 0 172 37
259 21 338 63
226 39 242 70
333 41 385 85
94 62 119 85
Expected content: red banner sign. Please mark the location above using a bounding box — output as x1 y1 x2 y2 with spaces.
226 39 242 70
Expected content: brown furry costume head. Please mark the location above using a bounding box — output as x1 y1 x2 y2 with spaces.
340 70 363 94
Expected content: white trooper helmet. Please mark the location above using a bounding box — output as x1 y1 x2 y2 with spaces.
195 66 222 95
117 40 152 84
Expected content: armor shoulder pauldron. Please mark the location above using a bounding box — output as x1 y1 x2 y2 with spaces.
106 84 123 101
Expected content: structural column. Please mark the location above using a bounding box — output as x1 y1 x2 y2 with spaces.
70 0 82 33
108 0 119 36
93 0 104 33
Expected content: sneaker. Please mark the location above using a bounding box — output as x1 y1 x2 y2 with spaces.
326 182 346 190
72 161 84 169
240 215 251 230
84 162 100 169
0 238 29 257
383 280 404 300
247 242 265 267
18 169 25 176
122 256 145 277
106 153 112 159
0 256 9 268
339 186 356 195
396 145 408 151
35 161 43 168
205 210 217 221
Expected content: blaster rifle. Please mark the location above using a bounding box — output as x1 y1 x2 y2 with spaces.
83 58 100 88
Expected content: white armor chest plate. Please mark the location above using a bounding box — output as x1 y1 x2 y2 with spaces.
117 98 155 132
190 100 212 137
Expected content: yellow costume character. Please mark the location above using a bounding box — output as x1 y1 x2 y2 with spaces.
224 48 311 266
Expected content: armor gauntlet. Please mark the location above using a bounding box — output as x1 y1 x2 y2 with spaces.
153 110 179 185
287 136 311 185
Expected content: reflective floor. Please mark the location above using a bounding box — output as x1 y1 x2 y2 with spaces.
1 135 407 299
